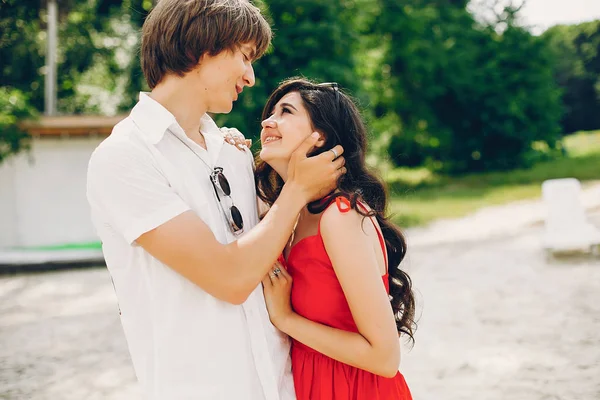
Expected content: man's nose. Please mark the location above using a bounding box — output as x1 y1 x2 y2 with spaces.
244 64 255 87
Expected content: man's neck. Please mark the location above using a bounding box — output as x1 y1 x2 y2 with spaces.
149 75 208 147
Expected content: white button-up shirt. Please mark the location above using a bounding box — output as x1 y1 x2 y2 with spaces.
86 93 295 400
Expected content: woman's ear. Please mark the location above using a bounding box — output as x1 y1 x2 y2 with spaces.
314 133 326 148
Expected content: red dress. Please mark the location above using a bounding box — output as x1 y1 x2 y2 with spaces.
279 199 413 400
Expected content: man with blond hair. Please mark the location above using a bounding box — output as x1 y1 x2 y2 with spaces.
86 1 345 399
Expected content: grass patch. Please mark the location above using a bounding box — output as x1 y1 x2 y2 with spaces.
386 130 600 227
18 242 102 251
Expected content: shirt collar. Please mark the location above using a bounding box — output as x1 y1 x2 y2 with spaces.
129 93 224 164
199 114 225 167
130 92 177 145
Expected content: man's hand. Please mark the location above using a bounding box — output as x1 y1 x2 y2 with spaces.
287 132 346 203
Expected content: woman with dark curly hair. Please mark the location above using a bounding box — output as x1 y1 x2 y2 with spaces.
257 78 416 400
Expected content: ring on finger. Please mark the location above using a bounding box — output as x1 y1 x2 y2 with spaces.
273 267 281 276
329 148 339 160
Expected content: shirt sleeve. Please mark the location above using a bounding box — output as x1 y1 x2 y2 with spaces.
86 139 191 244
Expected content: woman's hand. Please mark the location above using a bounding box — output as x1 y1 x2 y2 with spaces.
220 127 252 151
262 261 294 330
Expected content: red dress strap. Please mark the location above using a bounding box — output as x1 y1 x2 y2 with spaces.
317 196 388 272
316 196 352 236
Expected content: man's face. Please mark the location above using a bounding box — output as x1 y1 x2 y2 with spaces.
195 43 256 114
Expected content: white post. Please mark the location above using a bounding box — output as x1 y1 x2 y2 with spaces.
45 0 58 116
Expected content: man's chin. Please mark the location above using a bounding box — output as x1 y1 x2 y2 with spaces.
209 102 234 114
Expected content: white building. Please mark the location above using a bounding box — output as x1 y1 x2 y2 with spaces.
0 115 123 249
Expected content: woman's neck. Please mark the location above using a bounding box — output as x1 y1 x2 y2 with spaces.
270 161 289 182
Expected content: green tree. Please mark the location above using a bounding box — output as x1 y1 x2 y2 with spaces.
0 0 44 162
1 0 149 115
543 21 600 134
376 1 562 173
0 88 36 164
55 0 152 114
0 0 46 109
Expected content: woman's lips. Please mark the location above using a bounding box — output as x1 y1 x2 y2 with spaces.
262 135 281 144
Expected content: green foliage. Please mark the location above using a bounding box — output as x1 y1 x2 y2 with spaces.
387 130 600 227
0 0 41 162
0 0 148 115
376 1 563 173
0 87 36 163
56 0 150 114
0 0 46 110
543 21 600 134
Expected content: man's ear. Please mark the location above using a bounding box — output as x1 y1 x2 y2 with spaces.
196 52 211 68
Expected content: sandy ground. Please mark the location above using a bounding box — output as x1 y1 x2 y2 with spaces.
401 223 600 400
1 198 599 399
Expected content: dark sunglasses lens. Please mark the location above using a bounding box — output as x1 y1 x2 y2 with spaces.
230 206 244 230
217 172 231 195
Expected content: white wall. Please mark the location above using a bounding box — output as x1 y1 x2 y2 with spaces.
0 158 18 247
0 136 105 248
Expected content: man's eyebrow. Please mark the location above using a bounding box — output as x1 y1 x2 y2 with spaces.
279 102 298 111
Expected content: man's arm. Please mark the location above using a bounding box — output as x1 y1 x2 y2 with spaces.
133 133 344 304
136 183 299 304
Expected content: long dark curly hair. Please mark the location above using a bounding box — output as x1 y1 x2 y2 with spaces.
255 78 416 341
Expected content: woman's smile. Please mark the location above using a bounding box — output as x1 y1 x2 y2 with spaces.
263 135 282 144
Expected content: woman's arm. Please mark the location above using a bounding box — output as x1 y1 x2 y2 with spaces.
263 206 401 377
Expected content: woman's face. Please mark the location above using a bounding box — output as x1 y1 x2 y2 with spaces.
259 92 320 166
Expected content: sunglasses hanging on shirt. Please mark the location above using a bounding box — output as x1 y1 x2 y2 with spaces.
210 167 244 234
170 131 244 236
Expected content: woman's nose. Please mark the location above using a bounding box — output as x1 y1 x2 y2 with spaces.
261 117 277 128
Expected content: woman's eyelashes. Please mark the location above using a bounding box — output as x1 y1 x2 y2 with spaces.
269 106 292 119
